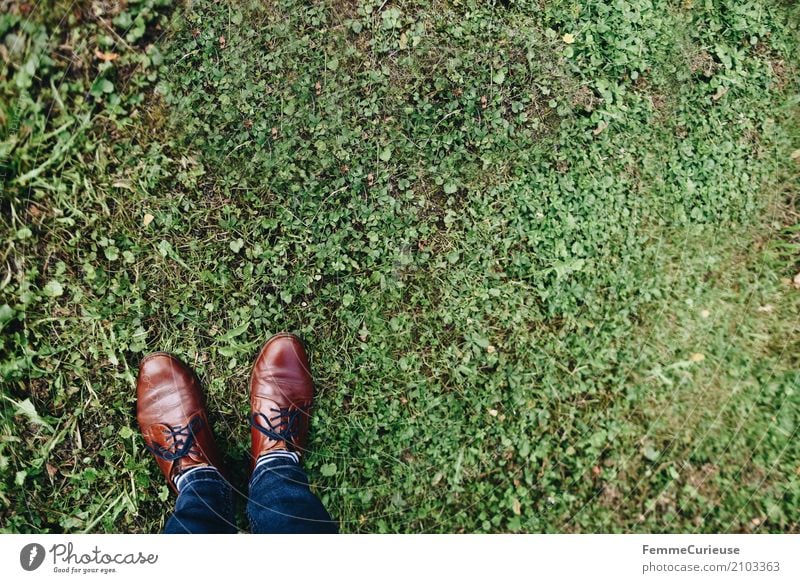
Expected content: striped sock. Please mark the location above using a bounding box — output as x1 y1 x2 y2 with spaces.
255 450 300 470
174 465 218 492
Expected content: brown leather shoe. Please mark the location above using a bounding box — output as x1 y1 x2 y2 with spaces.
137 353 224 491
250 333 314 465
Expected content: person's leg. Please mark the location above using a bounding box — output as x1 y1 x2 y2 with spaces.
248 333 338 533
137 352 233 534
247 452 337 534
164 467 237 534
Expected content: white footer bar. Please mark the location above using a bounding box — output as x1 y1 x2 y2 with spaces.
1 534 797 582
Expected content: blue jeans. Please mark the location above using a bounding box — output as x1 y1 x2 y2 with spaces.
163 458 337 533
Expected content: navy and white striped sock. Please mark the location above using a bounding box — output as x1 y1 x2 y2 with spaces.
255 450 300 470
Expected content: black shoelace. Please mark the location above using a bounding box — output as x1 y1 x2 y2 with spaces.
145 416 204 461
250 406 307 449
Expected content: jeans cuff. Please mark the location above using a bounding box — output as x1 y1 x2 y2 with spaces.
178 466 227 490
250 455 304 489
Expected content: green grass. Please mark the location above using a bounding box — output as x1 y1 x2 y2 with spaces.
1 0 799 533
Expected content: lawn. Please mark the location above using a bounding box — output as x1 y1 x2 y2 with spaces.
1 0 799 533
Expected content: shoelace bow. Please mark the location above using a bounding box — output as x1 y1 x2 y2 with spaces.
145 416 204 461
250 406 308 449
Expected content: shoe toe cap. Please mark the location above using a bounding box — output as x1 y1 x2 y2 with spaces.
137 353 202 423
